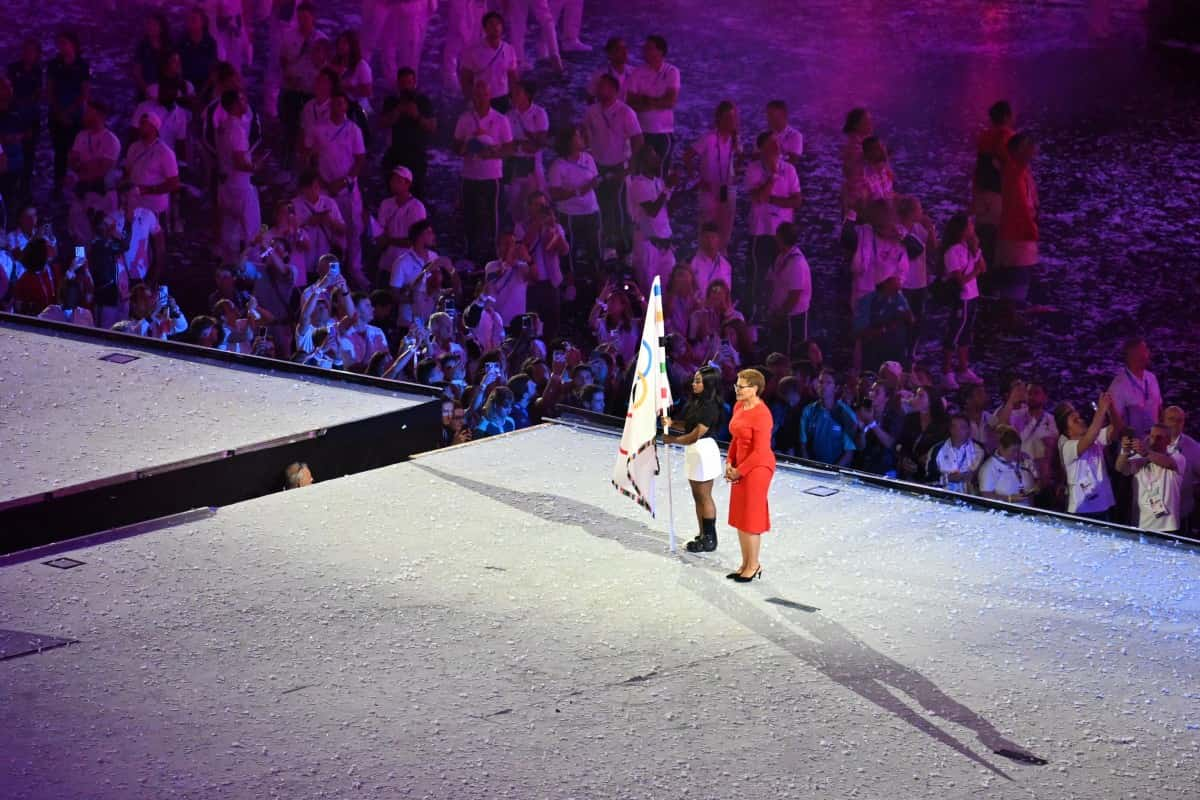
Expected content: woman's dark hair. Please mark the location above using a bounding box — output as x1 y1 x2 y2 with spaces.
942 212 970 249
483 385 515 419
604 289 635 327
507 373 532 401
988 100 1013 125
408 218 434 242
482 10 503 28
337 30 363 68
776 221 799 248
415 357 440 384
554 124 583 158
515 78 537 99
580 383 604 408
842 107 868 135
693 365 722 405
645 34 668 56
1053 402 1075 437
316 66 341 92
22 238 50 272
364 350 390 377
186 315 222 346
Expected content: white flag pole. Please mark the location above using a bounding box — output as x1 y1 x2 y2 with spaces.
663 412 677 554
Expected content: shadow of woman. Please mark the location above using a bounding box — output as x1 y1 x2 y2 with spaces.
415 463 1048 775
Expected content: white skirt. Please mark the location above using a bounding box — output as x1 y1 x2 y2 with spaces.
684 438 722 482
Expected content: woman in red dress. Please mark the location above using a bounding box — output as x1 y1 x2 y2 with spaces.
725 368 775 582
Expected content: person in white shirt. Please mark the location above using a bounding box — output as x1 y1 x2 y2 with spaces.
768 222 812 356
119 205 164 291
1107 336 1162 438
298 67 336 150
936 414 985 494
547 124 601 277
209 0 254 73
515 191 567 340
1117 423 1186 533
685 100 740 251
763 99 803 168
337 291 391 371
895 195 936 364
458 12 520 112
279 3 328 163
1162 406 1200 533
454 79 514 265
67 101 121 244
388 218 450 326
305 91 368 289
376 0 438 85
482 229 532 325
504 79 550 225
333 31 374 114
440 0 488 91
978 426 1039 505
292 170 347 277
992 380 1059 505
745 133 802 303
940 213 986 390
582 73 642 258
215 90 265 263
587 37 633 102
626 35 680 177
689 222 732 298
374 165 427 282
627 145 677 297
503 0 562 73
1055 392 1124 520
123 112 179 246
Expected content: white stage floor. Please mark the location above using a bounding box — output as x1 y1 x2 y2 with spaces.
1 424 1198 799
0 327 421 505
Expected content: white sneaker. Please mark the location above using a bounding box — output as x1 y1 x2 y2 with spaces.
942 372 960 391
561 39 592 53
956 368 984 385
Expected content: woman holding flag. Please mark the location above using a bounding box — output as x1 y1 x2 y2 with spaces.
726 368 775 582
663 366 724 552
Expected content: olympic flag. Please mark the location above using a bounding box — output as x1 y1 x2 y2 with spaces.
612 277 673 518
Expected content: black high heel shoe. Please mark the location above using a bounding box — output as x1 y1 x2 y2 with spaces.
731 567 762 583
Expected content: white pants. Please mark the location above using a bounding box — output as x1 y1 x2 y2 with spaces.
442 0 487 89
218 178 261 263
548 0 583 45
381 1 434 82
504 0 559 68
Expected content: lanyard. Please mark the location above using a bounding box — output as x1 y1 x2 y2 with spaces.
1124 367 1149 403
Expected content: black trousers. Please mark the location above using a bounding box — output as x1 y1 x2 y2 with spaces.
278 89 312 168
596 164 630 256
561 211 602 280
750 234 778 312
462 177 501 266
643 132 675 177
527 279 561 341
49 118 80 186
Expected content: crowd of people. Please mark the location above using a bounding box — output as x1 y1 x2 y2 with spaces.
0 2 1194 535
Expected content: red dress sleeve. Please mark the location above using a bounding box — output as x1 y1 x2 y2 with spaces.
735 405 776 474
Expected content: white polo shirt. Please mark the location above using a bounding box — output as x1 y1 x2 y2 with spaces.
506 102 550 173
1009 407 1058 464
292 192 344 272
70 128 121 187
547 153 600 216
627 62 680 134
583 100 641 167
744 160 801 237
690 251 731 296
978 452 1038 504
1107 368 1162 438
300 96 332 139
936 438 985 494
460 40 518 98
454 107 512 181
772 245 812 316
1060 428 1114 515
628 175 671 239
514 222 565 288
769 124 804 161
484 259 531 323
124 138 179 214
306 119 366 186
390 247 438 291
943 242 981 301
122 207 162 282
377 194 427 276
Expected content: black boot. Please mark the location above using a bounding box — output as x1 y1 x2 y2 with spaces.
687 519 718 553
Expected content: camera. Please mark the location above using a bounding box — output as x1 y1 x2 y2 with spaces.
520 313 534 332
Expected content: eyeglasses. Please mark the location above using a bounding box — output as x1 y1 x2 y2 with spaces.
734 383 752 390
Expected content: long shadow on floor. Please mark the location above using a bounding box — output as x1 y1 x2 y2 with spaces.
415 463 1048 777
